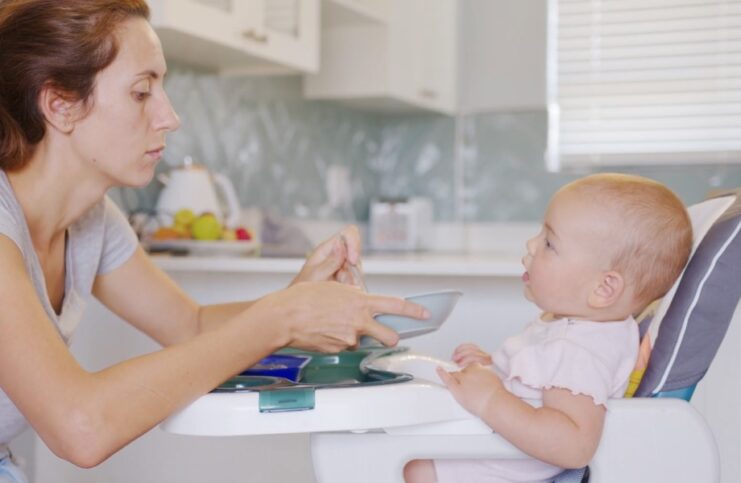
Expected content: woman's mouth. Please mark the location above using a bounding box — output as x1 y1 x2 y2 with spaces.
522 271 530 282
146 146 165 160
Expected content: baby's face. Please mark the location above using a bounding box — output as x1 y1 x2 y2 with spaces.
521 188 617 318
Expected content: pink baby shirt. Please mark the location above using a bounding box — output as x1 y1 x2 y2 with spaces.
434 316 639 483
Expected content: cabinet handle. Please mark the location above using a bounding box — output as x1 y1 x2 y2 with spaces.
419 88 437 100
242 29 268 43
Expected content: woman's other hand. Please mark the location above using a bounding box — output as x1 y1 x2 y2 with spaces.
254 281 429 353
291 225 363 287
452 343 493 367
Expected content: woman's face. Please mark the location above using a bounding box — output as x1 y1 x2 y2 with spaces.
69 17 180 188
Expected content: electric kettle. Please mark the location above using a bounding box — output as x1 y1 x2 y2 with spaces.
155 156 241 228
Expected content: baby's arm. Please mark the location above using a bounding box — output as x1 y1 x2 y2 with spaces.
437 364 605 468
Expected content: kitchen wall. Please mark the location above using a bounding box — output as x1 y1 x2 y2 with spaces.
117 67 741 223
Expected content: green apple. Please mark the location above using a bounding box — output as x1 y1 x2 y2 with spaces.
174 208 196 227
190 213 223 240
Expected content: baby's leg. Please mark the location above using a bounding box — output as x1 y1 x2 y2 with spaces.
404 459 437 483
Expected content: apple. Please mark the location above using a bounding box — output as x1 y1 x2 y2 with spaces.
174 208 196 228
190 213 223 240
235 227 252 241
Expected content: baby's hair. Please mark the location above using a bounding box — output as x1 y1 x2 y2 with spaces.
563 173 693 311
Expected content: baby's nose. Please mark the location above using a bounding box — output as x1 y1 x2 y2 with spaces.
525 237 537 255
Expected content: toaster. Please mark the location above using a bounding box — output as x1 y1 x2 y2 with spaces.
368 197 434 252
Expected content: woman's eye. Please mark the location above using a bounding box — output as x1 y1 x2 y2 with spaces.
133 91 151 101
545 238 553 249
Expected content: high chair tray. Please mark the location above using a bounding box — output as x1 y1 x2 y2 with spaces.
161 350 486 436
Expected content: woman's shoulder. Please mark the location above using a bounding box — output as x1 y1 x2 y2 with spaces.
0 171 28 251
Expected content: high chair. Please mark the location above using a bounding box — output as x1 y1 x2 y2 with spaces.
161 190 740 483
309 189 741 483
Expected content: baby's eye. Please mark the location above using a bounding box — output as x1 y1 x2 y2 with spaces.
545 238 554 249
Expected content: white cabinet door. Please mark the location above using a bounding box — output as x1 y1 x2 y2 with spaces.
303 0 458 115
150 0 319 74
390 0 456 113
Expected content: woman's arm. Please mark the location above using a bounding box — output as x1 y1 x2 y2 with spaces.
0 236 281 467
93 226 367 345
0 236 426 468
437 364 605 468
92 246 255 344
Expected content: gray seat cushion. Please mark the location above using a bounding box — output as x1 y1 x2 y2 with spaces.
636 190 741 396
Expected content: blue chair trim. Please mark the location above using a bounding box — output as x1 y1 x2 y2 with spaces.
653 384 696 402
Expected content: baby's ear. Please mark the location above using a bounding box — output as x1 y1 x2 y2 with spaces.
588 271 625 308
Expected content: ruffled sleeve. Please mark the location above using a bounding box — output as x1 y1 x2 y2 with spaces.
497 338 615 406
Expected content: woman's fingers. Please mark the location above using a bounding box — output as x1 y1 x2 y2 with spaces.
307 248 346 282
366 294 430 320
338 225 362 266
293 237 345 284
294 226 362 285
271 282 435 353
361 316 400 347
356 294 431 347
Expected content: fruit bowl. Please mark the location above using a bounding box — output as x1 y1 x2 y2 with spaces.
143 239 260 256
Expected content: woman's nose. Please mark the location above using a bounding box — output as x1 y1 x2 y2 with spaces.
154 92 181 132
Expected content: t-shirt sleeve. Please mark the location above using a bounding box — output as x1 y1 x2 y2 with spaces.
98 197 139 275
505 339 614 406
0 203 24 252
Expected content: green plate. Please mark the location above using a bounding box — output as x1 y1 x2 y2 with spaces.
212 375 292 393
279 348 411 387
213 348 411 393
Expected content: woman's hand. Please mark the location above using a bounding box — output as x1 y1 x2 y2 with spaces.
291 226 364 287
252 280 429 353
437 363 504 418
452 343 493 367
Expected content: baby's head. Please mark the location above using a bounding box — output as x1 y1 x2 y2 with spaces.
522 173 692 320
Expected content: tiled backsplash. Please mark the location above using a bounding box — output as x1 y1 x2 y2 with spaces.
116 69 741 223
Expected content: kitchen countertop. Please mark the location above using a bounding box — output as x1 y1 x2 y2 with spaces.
150 251 524 277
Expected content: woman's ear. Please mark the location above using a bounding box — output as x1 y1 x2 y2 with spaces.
38 86 78 134
588 271 625 308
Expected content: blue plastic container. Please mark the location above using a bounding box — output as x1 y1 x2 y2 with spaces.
241 354 312 382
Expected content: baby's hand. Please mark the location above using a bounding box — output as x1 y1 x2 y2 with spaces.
452 343 493 367
436 363 504 417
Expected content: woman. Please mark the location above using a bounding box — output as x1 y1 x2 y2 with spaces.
0 1 427 480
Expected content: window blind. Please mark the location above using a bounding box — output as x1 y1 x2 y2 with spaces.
546 0 741 170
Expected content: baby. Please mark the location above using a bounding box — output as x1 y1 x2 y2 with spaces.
405 173 693 483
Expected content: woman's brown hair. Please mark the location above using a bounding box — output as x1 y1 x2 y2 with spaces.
0 0 150 171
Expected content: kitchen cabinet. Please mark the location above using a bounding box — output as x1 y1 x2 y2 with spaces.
457 0 546 114
149 0 319 75
303 0 458 115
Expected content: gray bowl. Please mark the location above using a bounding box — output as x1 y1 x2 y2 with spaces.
362 290 463 346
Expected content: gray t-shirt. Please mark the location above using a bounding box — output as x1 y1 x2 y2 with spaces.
0 171 138 443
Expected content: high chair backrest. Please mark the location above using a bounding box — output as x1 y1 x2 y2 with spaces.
635 190 741 400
